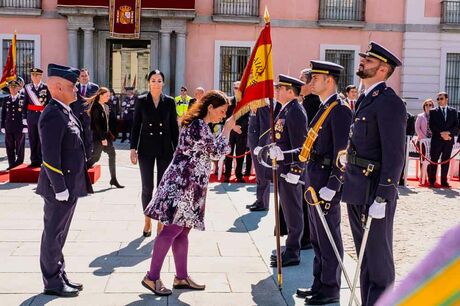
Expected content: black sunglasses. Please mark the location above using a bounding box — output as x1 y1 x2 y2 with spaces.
437 97 445 101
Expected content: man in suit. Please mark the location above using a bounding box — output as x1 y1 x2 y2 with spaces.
37 63 93 297
246 101 271 211
428 92 459 187
266 74 307 267
344 84 358 111
300 69 322 126
22 67 52 167
121 86 137 143
76 68 99 98
1 79 27 170
298 61 352 305
341 41 406 306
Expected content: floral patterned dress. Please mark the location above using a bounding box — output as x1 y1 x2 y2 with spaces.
144 119 230 230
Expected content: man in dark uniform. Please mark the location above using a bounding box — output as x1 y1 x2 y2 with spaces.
22 67 51 167
121 86 137 143
297 61 352 305
266 74 307 267
1 79 27 170
341 41 406 306
246 100 271 211
76 68 99 98
428 92 459 187
108 89 120 139
300 68 322 125
224 81 249 183
37 63 93 297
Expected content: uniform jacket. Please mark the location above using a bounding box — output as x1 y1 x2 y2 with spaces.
429 106 459 145
130 93 179 157
70 98 93 159
22 82 51 119
342 82 406 205
1 93 27 133
302 94 321 126
76 82 99 98
36 99 92 198
90 102 110 142
304 94 352 194
274 99 308 176
121 95 137 121
108 95 121 119
247 104 271 149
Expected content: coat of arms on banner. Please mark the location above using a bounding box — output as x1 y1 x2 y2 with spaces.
109 0 141 39
117 5 134 25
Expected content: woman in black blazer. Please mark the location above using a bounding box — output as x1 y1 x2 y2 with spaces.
87 87 124 188
130 69 179 237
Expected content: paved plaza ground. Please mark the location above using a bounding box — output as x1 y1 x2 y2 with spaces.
0 139 459 305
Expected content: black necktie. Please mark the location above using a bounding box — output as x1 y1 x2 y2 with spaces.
442 108 447 121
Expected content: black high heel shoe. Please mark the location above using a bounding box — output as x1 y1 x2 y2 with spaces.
109 178 125 188
143 231 152 237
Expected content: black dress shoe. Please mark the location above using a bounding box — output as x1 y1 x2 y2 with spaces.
110 178 125 188
28 163 41 168
246 201 259 209
223 176 230 183
441 182 451 188
296 287 314 298
44 284 79 297
305 294 339 305
249 206 268 212
236 177 246 183
301 242 313 250
65 280 83 291
270 256 300 267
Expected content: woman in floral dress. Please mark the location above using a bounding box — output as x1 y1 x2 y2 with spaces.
141 90 237 296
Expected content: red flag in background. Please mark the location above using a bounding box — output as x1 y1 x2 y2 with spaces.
233 8 274 119
109 0 141 39
0 33 17 88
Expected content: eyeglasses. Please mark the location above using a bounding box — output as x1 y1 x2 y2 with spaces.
233 87 239 90
425 104 434 107
437 97 445 101
180 89 185 92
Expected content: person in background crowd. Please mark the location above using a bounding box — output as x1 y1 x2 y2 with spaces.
76 68 99 98
142 90 235 296
174 86 191 121
22 67 52 167
427 92 459 187
37 63 93 298
299 68 321 126
415 98 434 141
87 87 124 189
1 78 27 170
108 89 121 139
344 84 358 111
121 86 137 143
399 100 416 185
188 86 205 109
130 69 179 238
224 81 246 183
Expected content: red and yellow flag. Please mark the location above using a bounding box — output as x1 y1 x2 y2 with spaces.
233 8 274 119
0 33 17 88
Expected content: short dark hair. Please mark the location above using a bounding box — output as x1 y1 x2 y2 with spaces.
383 63 395 79
80 68 89 74
181 86 187 91
346 85 357 93
148 69 165 82
437 91 448 99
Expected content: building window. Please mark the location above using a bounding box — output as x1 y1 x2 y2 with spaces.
441 1 460 25
219 46 251 96
445 53 460 109
214 0 259 17
319 0 365 21
325 49 355 93
0 0 41 9
2 39 35 84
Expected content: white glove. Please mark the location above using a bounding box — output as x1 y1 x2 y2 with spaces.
285 172 300 185
253 146 263 157
369 200 386 219
55 189 70 202
22 128 28 133
319 187 336 201
1 128 5 134
269 145 284 161
22 119 27 126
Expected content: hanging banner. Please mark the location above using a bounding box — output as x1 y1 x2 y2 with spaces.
109 0 141 39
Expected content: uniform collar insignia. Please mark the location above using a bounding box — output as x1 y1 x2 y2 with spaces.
372 90 379 97
63 109 69 115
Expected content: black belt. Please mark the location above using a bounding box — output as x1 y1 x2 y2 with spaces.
347 153 381 172
309 151 332 167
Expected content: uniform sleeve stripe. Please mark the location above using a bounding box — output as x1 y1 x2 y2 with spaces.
43 161 63 175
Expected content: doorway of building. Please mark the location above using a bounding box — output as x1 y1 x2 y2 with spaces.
110 40 150 94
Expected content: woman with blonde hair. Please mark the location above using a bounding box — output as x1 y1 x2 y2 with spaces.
141 90 236 296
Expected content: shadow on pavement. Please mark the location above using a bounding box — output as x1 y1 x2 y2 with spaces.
0 182 30 190
89 237 153 276
20 293 59 306
227 210 268 233
125 293 173 306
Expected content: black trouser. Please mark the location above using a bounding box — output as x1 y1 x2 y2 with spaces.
428 139 454 184
5 131 25 168
224 133 247 178
122 119 133 141
40 195 77 290
88 139 117 180
138 154 172 210
27 113 42 164
244 149 252 175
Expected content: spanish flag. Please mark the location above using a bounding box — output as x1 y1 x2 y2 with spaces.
233 7 274 119
0 33 17 89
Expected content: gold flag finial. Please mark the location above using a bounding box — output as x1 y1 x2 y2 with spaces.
264 6 270 23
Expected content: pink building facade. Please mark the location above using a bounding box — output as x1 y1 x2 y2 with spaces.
0 0 459 112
